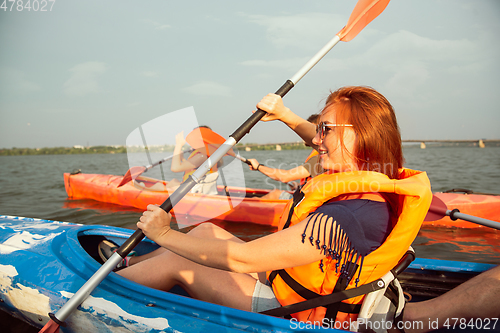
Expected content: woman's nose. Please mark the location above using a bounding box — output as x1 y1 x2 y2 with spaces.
312 131 322 146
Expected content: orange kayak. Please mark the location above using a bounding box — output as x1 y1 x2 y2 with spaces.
64 172 287 227
64 172 500 228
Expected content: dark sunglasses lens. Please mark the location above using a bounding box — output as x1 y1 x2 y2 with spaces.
319 123 325 138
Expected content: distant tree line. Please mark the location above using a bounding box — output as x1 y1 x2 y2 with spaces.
0 142 314 156
0 146 128 156
235 142 309 151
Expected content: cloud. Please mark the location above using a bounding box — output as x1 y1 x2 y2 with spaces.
240 57 309 71
384 63 430 98
243 29 482 78
365 30 478 70
125 102 140 108
367 30 481 97
182 81 231 97
0 67 41 93
141 71 158 77
63 62 107 97
244 12 344 50
142 19 171 31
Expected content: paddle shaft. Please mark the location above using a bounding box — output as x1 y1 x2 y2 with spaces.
46 0 390 326
146 148 194 171
450 211 500 230
235 154 252 165
429 205 500 230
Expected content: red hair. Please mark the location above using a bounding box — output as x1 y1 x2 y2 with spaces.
323 86 404 179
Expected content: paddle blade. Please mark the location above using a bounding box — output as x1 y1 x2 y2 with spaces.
117 166 147 187
337 0 390 42
424 195 448 221
38 319 60 333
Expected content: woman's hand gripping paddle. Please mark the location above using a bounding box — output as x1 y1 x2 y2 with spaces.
39 1 391 332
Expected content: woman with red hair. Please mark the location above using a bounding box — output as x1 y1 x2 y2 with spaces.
112 86 432 328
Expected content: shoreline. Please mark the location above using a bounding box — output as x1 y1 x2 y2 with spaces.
1 142 499 156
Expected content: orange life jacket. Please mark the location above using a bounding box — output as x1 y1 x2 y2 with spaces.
182 148 218 182
266 168 432 325
299 150 319 186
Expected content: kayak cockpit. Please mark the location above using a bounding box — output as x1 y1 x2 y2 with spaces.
77 233 160 266
77 231 191 297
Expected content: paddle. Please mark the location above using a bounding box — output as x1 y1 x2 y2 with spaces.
185 126 252 168
426 195 500 230
234 153 252 166
117 149 195 187
39 1 390 331
118 127 234 187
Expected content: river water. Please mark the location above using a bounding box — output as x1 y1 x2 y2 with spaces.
1 147 500 332
1 146 499 264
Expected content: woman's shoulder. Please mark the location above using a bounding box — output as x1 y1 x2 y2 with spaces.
327 198 388 211
314 198 389 224
305 199 389 257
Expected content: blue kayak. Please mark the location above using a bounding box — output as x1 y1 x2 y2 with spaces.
0 215 494 332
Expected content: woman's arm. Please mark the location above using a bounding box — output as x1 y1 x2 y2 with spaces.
256 94 317 148
138 204 328 273
247 158 311 183
170 132 205 173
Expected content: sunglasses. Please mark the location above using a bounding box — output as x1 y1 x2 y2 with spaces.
316 122 353 139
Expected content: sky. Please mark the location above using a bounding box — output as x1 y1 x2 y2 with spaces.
1 0 499 149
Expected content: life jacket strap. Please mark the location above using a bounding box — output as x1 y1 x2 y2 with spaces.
261 277 383 318
263 268 382 318
384 280 401 308
324 261 360 320
282 189 305 230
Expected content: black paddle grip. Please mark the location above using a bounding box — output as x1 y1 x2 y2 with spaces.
49 312 66 327
230 80 295 142
449 208 460 221
391 250 416 276
117 229 145 258
274 79 295 97
160 177 196 211
116 177 197 258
